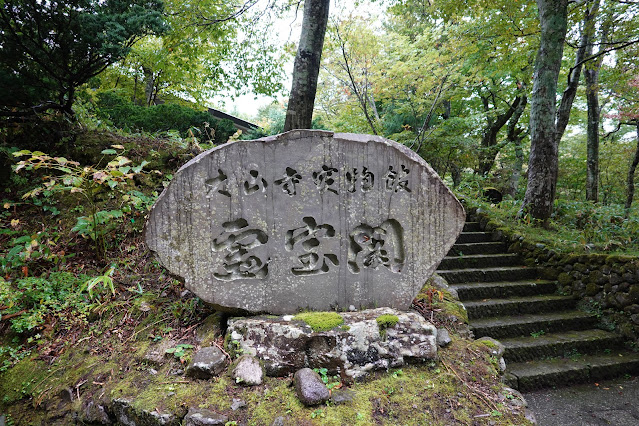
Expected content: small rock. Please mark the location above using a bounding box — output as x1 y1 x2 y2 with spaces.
271 416 285 426
498 357 507 373
502 387 527 408
84 400 112 424
58 387 74 403
232 355 263 386
349 305 357 312
149 368 158 375
171 369 184 376
112 398 182 426
330 388 355 405
477 336 505 357
436 328 452 347
183 407 228 425
143 339 176 366
180 289 192 298
624 304 639 314
525 409 537 424
294 368 330 406
230 398 246 411
186 347 226 379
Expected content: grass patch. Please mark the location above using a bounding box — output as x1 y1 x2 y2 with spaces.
460 195 639 255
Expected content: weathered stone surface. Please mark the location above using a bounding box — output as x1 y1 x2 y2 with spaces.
185 347 226 379
183 407 228 425
82 400 112 424
230 398 246 411
111 398 182 426
294 368 330 406
436 328 452 347
146 130 465 314
477 336 505 357
271 417 285 426
330 388 356 405
232 355 263 386
227 307 437 379
142 339 176 366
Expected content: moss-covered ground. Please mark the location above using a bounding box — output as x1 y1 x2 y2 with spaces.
1 316 531 425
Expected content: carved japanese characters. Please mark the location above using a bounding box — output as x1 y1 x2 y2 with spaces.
145 130 465 314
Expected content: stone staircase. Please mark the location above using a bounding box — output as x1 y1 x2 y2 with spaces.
437 220 639 391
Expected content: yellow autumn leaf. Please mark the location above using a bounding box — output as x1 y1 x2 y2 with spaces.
11 219 19 227
3 203 10 209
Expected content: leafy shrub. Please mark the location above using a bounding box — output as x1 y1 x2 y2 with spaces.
95 90 236 145
0 272 89 333
14 147 150 258
0 230 60 276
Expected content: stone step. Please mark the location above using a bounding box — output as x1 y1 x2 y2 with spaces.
439 253 522 270
453 280 557 301
505 352 639 392
456 232 495 244
447 241 508 256
462 222 482 232
438 266 539 284
463 294 576 320
470 311 599 339
501 329 624 363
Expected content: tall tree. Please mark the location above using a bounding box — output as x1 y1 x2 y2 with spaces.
324 17 383 135
627 120 639 215
284 0 330 131
0 0 166 120
584 0 608 203
520 0 569 223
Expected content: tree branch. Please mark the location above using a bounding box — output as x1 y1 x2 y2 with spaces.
568 38 639 77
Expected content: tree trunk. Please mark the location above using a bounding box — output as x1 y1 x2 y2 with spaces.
584 0 609 202
478 93 523 175
506 95 528 198
625 122 639 218
143 66 154 107
585 68 600 202
284 0 330 131
555 2 593 142
520 0 569 224
132 74 138 104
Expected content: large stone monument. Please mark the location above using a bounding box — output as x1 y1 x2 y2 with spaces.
145 130 464 314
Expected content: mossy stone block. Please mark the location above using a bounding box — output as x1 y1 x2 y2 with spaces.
585 283 599 297
588 270 603 284
558 272 572 287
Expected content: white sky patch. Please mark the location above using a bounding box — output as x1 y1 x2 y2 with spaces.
211 0 386 120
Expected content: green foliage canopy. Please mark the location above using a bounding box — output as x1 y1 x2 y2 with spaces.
0 0 166 118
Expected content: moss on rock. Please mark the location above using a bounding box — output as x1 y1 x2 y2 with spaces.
375 314 399 329
293 312 344 332
558 272 573 287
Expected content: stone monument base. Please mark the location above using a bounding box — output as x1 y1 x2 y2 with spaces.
226 307 437 380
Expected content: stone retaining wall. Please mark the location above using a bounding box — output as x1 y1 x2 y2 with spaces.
468 207 639 345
